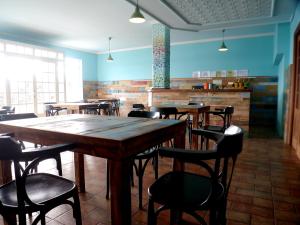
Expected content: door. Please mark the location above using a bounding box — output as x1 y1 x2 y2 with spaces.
292 31 300 152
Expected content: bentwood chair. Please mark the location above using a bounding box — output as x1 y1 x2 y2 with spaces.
132 104 145 111
85 102 112 115
200 106 234 149
0 113 63 176
1 106 15 114
147 125 243 225
106 110 160 209
0 136 81 225
44 103 67 116
150 106 187 120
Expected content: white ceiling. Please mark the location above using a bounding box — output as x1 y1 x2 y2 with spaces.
0 0 297 53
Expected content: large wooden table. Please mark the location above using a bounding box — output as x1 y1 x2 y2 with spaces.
0 114 185 225
152 104 210 149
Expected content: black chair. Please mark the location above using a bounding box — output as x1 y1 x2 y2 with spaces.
203 106 234 132
150 106 187 120
85 102 112 115
147 125 243 225
0 113 63 176
200 106 234 149
151 106 188 147
187 102 205 146
1 106 15 114
44 103 67 116
0 136 81 225
106 110 160 209
132 104 145 111
111 99 120 116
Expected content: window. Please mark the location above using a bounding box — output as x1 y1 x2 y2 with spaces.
65 57 83 102
0 40 79 115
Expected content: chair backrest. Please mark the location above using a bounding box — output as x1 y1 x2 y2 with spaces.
189 125 243 195
224 106 234 128
128 110 160 119
2 106 15 114
132 104 145 111
150 107 179 119
188 102 205 106
0 113 37 121
98 103 111 115
216 125 243 158
0 136 22 160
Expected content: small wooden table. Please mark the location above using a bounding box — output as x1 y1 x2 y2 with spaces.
0 114 185 225
152 104 210 149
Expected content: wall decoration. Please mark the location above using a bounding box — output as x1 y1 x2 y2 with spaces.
152 24 170 88
192 69 248 78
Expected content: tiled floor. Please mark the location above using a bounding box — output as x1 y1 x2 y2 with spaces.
1 135 300 225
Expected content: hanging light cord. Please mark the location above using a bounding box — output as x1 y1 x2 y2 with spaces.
222 29 225 41
108 37 111 53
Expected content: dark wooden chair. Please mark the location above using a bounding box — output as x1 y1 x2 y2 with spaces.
44 103 67 116
150 106 187 120
0 136 81 225
200 106 234 149
203 106 234 132
111 99 120 116
187 102 205 146
132 103 145 111
147 125 243 225
106 110 160 209
85 102 112 115
1 106 15 114
0 113 63 176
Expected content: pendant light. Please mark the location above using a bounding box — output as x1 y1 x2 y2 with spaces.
218 29 228 52
129 0 145 23
107 37 113 62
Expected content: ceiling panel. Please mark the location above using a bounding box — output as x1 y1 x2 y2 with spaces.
161 0 273 25
0 0 296 52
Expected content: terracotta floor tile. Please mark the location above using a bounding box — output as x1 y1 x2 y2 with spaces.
2 135 300 225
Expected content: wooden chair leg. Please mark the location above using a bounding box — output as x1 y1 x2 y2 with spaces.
147 198 157 225
73 191 82 225
3 213 16 225
55 154 63 176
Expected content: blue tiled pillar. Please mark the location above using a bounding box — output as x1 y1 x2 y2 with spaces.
152 24 170 88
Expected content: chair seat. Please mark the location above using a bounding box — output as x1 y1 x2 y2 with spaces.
0 173 75 209
148 171 224 209
203 125 224 132
135 147 157 159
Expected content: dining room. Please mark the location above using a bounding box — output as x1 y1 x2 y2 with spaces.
0 0 300 225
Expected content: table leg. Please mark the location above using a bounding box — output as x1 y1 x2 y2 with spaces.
191 112 199 150
0 160 12 184
173 122 186 171
110 159 132 225
0 161 16 225
74 152 85 192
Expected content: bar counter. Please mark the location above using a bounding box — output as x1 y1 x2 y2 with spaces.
148 88 251 131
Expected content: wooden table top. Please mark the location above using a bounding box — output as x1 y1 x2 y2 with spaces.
52 102 99 107
0 114 185 159
87 98 119 103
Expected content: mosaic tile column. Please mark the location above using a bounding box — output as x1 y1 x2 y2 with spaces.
152 24 170 88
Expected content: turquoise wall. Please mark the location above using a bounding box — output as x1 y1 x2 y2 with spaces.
0 33 98 81
97 35 276 81
171 36 276 77
274 23 290 137
97 48 152 81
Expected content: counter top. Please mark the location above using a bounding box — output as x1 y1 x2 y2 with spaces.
148 88 252 93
